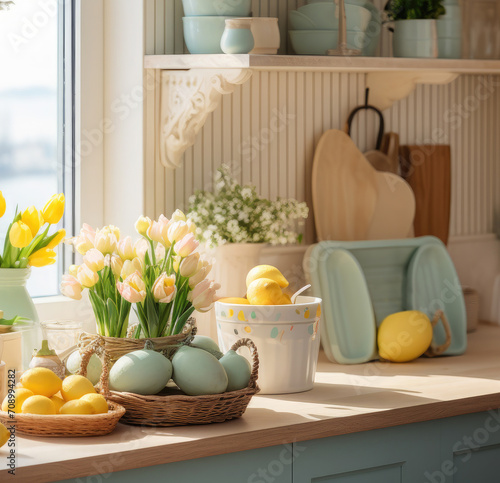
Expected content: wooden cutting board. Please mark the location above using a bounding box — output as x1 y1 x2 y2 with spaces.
399 145 452 245
366 172 416 240
312 130 378 241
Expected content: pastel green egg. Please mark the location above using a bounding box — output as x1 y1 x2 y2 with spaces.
66 350 102 385
109 349 172 395
190 335 221 353
172 346 228 396
219 350 252 392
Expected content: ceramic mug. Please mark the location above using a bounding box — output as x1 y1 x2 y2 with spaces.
250 17 280 54
221 18 254 54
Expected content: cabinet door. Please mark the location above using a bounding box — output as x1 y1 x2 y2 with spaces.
438 410 500 483
293 421 442 483
57 444 293 483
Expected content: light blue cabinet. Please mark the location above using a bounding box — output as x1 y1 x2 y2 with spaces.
57 411 500 483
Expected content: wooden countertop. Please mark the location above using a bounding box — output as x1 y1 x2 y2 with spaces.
3 324 500 482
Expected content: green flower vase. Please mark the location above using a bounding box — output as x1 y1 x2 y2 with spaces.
0 268 40 370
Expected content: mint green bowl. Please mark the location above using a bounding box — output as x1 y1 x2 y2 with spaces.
294 2 371 31
289 30 368 55
183 16 238 54
182 0 252 17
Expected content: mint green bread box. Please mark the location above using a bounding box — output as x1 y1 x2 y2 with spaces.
303 237 467 364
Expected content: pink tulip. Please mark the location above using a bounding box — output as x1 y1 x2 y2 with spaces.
152 273 177 303
73 223 96 255
94 229 117 255
188 267 207 288
117 236 135 260
61 275 83 301
83 248 105 272
117 271 146 303
174 233 199 258
180 252 200 278
134 238 149 261
188 279 220 313
148 218 170 245
77 264 99 288
167 221 189 245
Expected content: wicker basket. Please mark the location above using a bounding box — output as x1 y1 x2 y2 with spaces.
78 318 196 363
0 402 125 437
81 337 260 427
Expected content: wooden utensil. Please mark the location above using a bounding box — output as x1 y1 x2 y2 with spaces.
312 129 378 241
366 172 416 240
399 145 452 245
380 132 400 174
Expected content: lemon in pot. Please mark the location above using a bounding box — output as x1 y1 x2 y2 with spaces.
378 310 433 363
246 265 289 289
247 278 283 305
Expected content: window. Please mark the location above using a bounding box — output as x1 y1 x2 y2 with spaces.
0 0 74 297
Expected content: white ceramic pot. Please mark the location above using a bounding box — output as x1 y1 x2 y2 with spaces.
393 19 438 58
216 296 322 394
214 243 266 298
249 17 281 54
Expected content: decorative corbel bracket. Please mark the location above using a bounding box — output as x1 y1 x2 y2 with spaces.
366 71 459 111
160 68 253 169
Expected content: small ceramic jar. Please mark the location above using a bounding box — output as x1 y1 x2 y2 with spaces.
221 18 254 54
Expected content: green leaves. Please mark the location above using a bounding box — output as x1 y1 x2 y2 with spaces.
387 0 446 20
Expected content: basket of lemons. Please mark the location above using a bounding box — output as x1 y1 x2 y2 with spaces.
0 367 125 437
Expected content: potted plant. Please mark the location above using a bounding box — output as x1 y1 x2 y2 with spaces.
188 165 309 297
0 190 66 368
386 0 446 58
63 211 219 347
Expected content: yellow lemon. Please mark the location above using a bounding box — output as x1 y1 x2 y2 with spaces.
247 278 283 306
61 375 96 401
20 367 62 398
279 294 293 305
80 393 108 414
1 388 34 413
218 297 250 305
378 311 433 363
50 395 66 413
59 400 94 415
0 423 10 448
246 265 289 289
21 395 57 415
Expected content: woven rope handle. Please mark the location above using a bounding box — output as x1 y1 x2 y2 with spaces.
78 335 112 397
230 338 259 389
425 310 452 358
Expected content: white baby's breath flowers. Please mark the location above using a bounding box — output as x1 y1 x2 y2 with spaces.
188 165 308 248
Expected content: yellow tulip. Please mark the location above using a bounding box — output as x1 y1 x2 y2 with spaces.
0 191 6 218
46 229 66 249
135 216 152 237
42 193 65 225
21 206 44 237
28 248 56 267
9 222 33 248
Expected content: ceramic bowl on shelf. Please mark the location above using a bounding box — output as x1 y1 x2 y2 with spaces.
291 2 371 31
183 16 239 54
289 29 368 55
182 0 252 17
215 296 322 395
438 37 462 59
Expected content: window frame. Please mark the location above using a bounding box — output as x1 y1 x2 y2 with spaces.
35 0 105 315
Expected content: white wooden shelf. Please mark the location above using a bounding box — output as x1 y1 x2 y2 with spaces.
145 54 500 74
146 54 500 170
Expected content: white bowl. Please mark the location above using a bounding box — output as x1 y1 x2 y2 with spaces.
215 296 322 394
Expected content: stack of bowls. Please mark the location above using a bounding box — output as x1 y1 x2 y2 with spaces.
437 0 462 59
288 0 381 56
182 0 252 54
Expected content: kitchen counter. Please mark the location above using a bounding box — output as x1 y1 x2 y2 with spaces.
2 323 500 482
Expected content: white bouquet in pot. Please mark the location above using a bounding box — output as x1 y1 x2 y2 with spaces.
188 165 309 249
